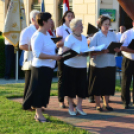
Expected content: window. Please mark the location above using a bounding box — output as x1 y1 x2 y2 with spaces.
31 0 41 11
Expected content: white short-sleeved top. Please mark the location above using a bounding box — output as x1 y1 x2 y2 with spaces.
31 31 57 68
64 34 89 68
116 32 122 42
19 24 37 63
90 31 118 68
121 28 134 60
56 24 72 54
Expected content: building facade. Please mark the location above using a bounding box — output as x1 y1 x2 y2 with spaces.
0 0 132 35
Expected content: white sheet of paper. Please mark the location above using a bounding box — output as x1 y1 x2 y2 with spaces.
83 44 107 53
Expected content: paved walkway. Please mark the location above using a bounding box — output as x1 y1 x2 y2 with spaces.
0 77 58 84
12 92 134 134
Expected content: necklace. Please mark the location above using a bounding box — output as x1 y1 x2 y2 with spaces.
73 32 81 37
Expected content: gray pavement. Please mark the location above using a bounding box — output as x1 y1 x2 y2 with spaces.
0 77 58 84
0 72 120 85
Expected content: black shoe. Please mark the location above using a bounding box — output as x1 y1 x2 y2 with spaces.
96 107 103 112
103 106 113 111
59 103 66 108
124 104 132 109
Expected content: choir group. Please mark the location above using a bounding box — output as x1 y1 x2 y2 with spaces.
19 10 134 123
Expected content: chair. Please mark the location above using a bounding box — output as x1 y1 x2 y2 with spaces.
115 56 123 84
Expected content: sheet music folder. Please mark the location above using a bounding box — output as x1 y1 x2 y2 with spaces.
60 49 78 61
107 42 122 54
51 37 62 43
87 23 99 35
128 39 134 49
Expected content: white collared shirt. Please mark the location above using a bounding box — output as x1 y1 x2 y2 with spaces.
56 23 72 54
19 24 37 64
64 34 89 68
116 32 122 42
121 28 134 60
90 31 118 68
31 31 56 68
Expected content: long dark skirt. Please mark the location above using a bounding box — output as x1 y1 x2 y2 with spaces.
23 66 53 110
88 65 116 96
62 64 88 98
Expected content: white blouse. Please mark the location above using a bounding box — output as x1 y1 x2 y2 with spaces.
56 24 72 54
121 28 134 60
31 31 56 68
64 34 89 68
90 31 118 68
19 24 37 63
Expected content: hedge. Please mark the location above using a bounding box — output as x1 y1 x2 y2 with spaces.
0 35 24 78
0 36 6 78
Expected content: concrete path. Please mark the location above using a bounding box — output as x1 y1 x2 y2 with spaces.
12 92 134 134
0 77 58 84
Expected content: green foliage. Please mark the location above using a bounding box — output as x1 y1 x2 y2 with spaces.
0 36 5 78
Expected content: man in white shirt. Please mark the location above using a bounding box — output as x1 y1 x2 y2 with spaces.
116 26 126 42
19 10 39 99
4 39 15 80
120 21 134 109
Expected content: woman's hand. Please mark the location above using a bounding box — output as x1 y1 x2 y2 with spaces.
114 48 120 53
53 55 62 61
77 52 83 56
90 49 109 57
101 49 109 54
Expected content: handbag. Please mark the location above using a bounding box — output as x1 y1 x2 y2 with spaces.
21 45 32 70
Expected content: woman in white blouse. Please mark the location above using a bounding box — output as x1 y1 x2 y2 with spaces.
56 11 74 108
62 18 88 116
23 13 61 122
88 15 120 111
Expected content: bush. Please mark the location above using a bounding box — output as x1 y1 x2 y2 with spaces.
0 36 6 78
0 35 24 78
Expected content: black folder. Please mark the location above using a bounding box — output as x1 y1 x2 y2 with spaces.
87 23 99 35
107 42 122 54
128 39 134 49
60 49 78 61
51 37 62 43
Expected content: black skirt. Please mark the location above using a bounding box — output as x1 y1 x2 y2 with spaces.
88 65 116 96
23 66 53 110
62 64 88 98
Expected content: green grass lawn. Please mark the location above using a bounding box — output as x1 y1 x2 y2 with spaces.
0 82 90 134
0 80 133 134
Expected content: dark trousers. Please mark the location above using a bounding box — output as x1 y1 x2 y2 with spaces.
57 61 64 102
23 70 31 99
5 45 15 78
121 56 134 105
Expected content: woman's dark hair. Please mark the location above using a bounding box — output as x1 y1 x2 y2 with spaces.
61 11 74 25
97 15 111 29
36 12 51 26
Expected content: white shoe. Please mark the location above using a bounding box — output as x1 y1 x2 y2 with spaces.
76 107 87 115
68 109 76 115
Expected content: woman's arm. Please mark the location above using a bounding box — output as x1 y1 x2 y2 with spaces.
19 44 32 51
39 53 62 60
62 46 70 53
120 46 134 53
56 36 64 48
